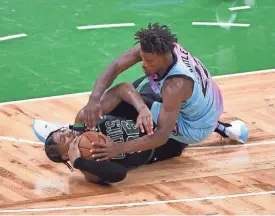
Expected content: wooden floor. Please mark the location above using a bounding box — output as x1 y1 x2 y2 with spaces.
0 71 275 215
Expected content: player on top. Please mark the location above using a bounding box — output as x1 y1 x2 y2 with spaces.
83 23 249 161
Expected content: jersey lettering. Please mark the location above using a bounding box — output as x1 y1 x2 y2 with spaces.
193 57 210 97
121 120 140 136
102 119 142 160
178 44 210 97
105 119 124 143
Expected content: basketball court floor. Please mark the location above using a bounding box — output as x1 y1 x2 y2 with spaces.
1 0 275 214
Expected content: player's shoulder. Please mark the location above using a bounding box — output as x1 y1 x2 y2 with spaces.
163 76 191 90
162 75 194 101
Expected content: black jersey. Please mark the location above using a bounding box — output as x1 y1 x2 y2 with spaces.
95 115 154 169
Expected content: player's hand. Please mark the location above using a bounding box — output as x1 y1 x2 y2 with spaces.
136 106 154 135
68 136 82 165
90 137 120 161
84 97 103 129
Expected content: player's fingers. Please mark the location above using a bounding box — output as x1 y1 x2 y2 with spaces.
99 109 104 120
142 118 150 135
70 137 78 147
89 113 95 129
84 107 90 128
75 136 82 146
96 157 109 162
88 109 94 128
90 147 105 154
139 123 145 133
92 153 106 159
147 116 154 134
92 142 106 148
135 120 140 129
135 119 142 131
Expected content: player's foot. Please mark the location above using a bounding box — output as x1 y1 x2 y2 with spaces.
225 120 249 144
32 120 69 142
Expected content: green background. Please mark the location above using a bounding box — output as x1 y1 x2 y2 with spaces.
1 0 274 102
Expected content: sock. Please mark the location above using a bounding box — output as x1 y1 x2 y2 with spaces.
215 121 232 137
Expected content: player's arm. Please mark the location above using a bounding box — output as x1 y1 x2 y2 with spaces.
74 158 127 183
85 45 142 128
68 135 127 183
91 77 193 159
91 45 141 101
79 170 101 183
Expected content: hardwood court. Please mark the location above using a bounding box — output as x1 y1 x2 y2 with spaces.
0 71 275 215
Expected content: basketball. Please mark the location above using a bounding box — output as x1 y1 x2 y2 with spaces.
78 131 109 160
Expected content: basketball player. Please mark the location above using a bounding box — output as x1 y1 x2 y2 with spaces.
43 109 187 184
83 23 249 161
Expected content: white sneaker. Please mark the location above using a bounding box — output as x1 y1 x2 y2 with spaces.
32 120 69 142
225 120 249 144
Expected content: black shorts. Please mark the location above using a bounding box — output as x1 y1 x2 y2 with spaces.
108 76 161 121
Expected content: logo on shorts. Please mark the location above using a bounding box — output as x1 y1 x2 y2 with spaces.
172 123 179 136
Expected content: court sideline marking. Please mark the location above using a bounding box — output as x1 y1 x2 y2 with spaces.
0 68 274 106
0 190 274 213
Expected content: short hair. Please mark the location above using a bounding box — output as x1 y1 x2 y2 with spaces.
44 130 74 171
134 23 177 54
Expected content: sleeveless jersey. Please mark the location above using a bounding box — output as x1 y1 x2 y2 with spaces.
149 43 224 129
95 115 154 168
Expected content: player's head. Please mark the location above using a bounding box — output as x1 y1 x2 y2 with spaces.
44 128 80 171
134 23 177 76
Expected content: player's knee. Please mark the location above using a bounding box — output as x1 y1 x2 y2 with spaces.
75 108 85 124
116 82 133 89
175 143 189 157
106 171 127 183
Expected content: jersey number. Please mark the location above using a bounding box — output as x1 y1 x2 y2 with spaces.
193 57 209 97
121 120 140 141
179 45 210 97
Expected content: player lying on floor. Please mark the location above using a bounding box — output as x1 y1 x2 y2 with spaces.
44 111 187 184
40 81 191 184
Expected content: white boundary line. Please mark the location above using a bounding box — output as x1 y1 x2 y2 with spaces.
0 190 274 213
229 5 251 11
0 33 27 41
213 68 275 79
192 22 250 27
0 91 90 106
77 23 135 30
0 68 274 106
187 140 275 150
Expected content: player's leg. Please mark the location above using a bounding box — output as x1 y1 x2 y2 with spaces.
214 120 249 144
148 138 189 164
211 80 249 143
100 76 160 120
151 101 248 144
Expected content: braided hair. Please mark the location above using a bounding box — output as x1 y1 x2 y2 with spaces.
44 129 74 171
134 23 177 54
